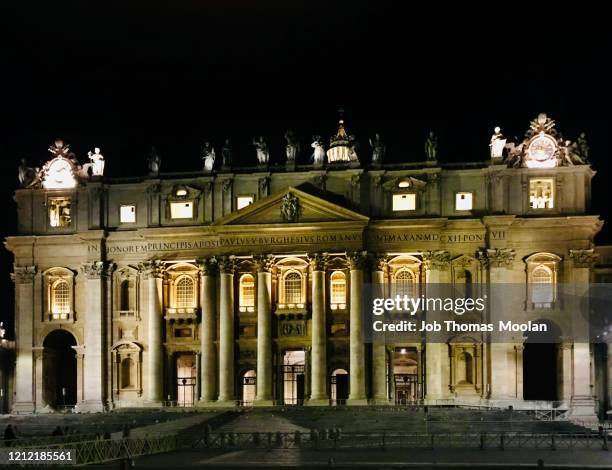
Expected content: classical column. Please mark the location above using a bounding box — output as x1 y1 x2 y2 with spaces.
567 249 598 422
198 258 217 404
371 255 389 404
79 261 111 412
218 256 236 404
347 252 368 405
11 265 36 413
308 253 328 405
482 248 516 400
422 250 451 401
140 260 164 405
254 255 274 405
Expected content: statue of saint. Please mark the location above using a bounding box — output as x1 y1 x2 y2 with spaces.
201 142 216 173
577 132 590 162
253 136 270 165
148 146 161 176
18 158 37 187
221 138 232 169
311 135 326 166
284 130 300 162
87 147 105 176
425 131 438 161
369 133 385 164
348 134 359 162
489 127 506 159
0 322 5 340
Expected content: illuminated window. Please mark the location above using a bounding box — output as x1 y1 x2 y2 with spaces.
48 197 71 228
531 265 554 308
51 279 70 319
120 205 136 223
239 274 255 312
330 271 346 309
175 276 195 309
283 271 303 307
175 188 188 197
393 269 416 298
529 178 554 209
170 201 194 219
237 196 254 210
398 180 411 188
392 193 416 211
455 192 473 211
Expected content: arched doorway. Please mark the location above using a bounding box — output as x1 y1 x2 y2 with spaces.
523 321 561 401
43 330 77 408
176 353 196 407
241 370 256 406
330 368 348 405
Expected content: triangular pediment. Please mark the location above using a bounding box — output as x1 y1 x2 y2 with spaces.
213 186 369 226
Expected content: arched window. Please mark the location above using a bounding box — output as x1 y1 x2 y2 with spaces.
121 357 134 388
51 279 70 317
393 269 416 298
330 271 346 309
283 271 303 306
175 275 195 309
531 265 554 307
120 280 131 311
239 274 255 312
457 352 473 384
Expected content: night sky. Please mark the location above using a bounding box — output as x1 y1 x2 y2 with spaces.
1 2 610 335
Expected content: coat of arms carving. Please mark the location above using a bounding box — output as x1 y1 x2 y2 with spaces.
280 193 300 223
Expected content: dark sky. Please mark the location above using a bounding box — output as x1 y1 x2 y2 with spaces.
0 2 611 333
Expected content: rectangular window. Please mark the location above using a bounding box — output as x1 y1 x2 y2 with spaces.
170 201 194 219
236 196 254 210
392 193 416 211
455 192 473 211
529 178 554 209
120 204 136 223
48 197 71 228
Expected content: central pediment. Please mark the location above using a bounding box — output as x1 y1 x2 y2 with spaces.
213 186 369 226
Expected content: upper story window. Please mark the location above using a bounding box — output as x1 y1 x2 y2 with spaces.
170 201 194 219
175 275 196 309
279 270 305 309
330 271 346 310
529 178 554 209
48 197 71 228
455 192 473 211
44 267 74 321
51 279 70 318
237 196 254 210
120 204 136 223
392 193 416 211
525 253 561 309
393 268 417 298
239 274 255 312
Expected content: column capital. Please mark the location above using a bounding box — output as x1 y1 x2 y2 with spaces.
198 257 218 276
81 261 108 279
138 260 165 279
569 249 598 268
254 254 274 273
370 254 388 273
11 265 36 284
479 248 516 268
308 253 328 272
422 250 451 270
347 251 368 271
218 256 236 274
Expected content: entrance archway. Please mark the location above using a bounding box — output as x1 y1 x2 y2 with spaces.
241 370 256 405
523 321 561 401
176 353 196 407
330 368 348 405
43 330 77 408
393 347 418 404
283 350 305 405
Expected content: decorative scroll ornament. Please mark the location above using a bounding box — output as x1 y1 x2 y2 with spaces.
11 265 36 284
347 251 368 270
198 257 218 276
569 249 598 268
308 253 328 272
254 254 274 273
280 192 300 223
81 261 106 279
138 260 165 279
422 250 451 270
481 248 516 268
217 256 236 274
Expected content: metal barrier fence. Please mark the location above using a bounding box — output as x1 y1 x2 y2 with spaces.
0 433 97 448
190 431 610 451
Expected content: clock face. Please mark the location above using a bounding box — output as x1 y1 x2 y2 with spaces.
528 135 556 162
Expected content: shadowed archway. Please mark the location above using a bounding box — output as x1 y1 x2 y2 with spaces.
43 330 77 408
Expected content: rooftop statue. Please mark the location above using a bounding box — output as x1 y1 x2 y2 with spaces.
577 132 590 162
253 136 270 165
221 138 232 169
489 126 506 159
425 131 438 161
284 130 300 162
311 135 326 166
201 142 216 173
348 134 359 162
87 147 105 176
148 146 161 176
18 158 38 187
369 133 385 164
